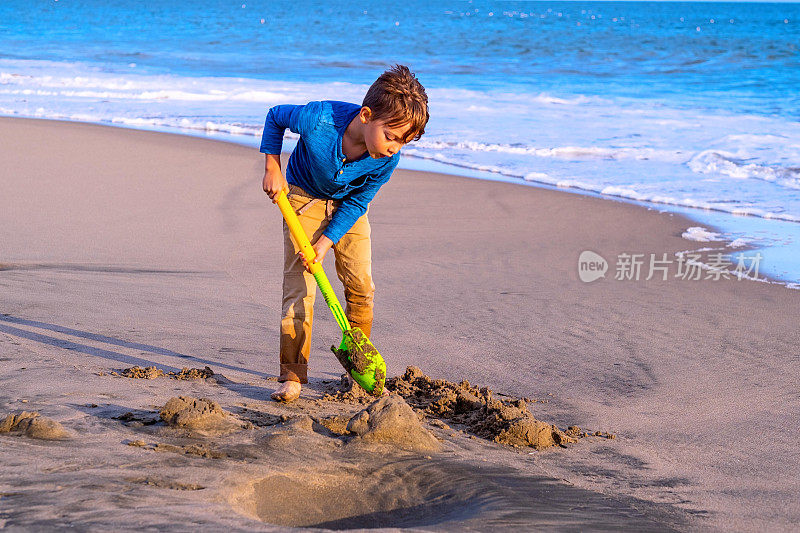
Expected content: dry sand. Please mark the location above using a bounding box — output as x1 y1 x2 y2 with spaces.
1 117 798 531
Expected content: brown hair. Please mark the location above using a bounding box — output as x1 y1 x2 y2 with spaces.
362 64 429 143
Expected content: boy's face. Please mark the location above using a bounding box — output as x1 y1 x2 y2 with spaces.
360 108 412 159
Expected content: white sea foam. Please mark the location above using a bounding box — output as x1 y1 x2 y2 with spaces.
110 116 265 137
682 226 722 242
411 140 682 162
400 151 800 226
0 81 287 103
688 150 800 190
530 93 594 105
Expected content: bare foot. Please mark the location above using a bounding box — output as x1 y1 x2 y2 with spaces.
271 380 301 402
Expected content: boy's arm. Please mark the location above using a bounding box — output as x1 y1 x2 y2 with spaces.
262 153 286 203
259 102 323 154
322 158 399 245
260 102 323 202
299 178 386 272
301 160 398 272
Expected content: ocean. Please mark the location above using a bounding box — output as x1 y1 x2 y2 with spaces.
1 1 798 285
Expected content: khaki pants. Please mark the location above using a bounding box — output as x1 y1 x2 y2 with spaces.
279 185 374 383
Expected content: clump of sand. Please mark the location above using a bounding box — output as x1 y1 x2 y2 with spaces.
0 411 70 440
121 366 164 379
388 367 576 449
317 414 351 435
321 374 374 405
115 366 218 381
171 366 216 380
346 394 440 451
159 396 251 433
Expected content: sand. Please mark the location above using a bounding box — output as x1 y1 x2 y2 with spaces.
346 394 441 451
388 366 581 449
159 396 251 434
1 117 799 531
0 412 70 440
116 365 219 381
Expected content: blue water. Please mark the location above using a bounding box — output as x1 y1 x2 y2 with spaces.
1 1 799 284
2 1 798 109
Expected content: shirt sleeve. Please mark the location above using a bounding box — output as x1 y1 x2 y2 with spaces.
323 156 400 244
259 101 323 154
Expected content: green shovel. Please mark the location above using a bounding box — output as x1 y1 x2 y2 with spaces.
275 190 386 395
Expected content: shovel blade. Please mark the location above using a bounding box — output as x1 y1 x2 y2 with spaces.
331 328 386 396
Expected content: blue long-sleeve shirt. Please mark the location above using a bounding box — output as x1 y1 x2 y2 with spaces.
260 100 400 244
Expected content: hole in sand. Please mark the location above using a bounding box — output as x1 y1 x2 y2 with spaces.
238 459 485 530
233 457 683 530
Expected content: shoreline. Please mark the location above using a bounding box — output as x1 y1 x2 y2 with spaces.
7 112 797 289
2 116 799 530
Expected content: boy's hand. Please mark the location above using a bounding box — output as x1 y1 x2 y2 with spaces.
263 170 288 203
263 153 288 203
299 235 334 273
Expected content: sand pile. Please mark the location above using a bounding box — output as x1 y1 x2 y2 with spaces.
0 411 70 440
159 396 251 433
388 367 575 449
321 374 374 404
116 366 217 380
346 395 440 451
121 366 164 379
171 366 215 380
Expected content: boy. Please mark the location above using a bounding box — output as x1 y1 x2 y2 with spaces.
261 65 429 402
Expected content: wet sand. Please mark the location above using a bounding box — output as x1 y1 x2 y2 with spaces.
1 117 798 531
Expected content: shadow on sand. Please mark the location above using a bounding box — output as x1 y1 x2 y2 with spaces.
0 314 275 401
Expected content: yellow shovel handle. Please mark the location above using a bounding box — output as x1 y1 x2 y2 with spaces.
275 189 322 275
